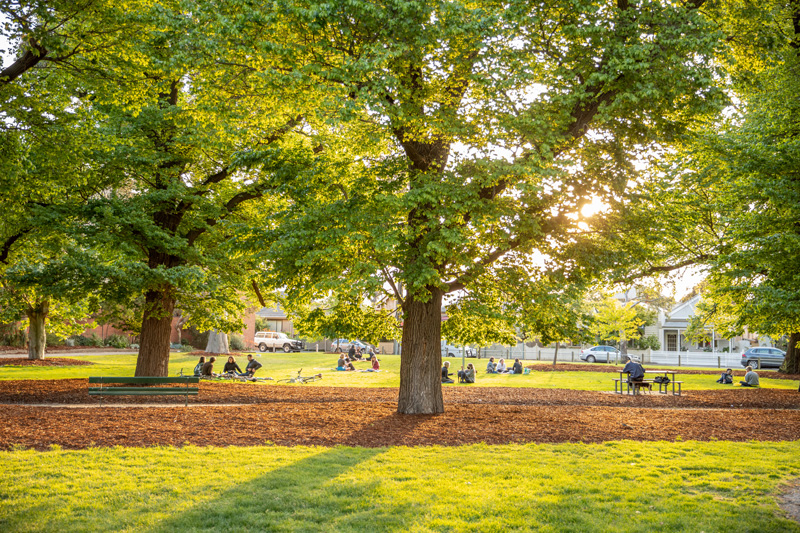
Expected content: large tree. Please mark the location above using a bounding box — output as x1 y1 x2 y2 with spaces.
602 0 800 373
257 0 723 413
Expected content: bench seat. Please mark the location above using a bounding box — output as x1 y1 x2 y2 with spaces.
88 376 199 406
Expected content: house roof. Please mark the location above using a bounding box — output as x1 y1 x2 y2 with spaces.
256 306 287 319
667 294 701 321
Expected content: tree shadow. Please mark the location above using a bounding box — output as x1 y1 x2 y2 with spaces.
145 446 416 532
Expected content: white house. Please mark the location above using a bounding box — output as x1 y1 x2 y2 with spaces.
656 294 758 353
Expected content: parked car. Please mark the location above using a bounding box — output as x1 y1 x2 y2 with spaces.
740 347 785 369
254 331 304 353
441 341 475 358
579 345 621 363
331 339 375 354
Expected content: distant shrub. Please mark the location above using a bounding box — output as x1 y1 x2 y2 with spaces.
0 324 26 347
229 334 245 351
190 329 210 350
46 332 65 346
74 333 104 347
105 334 129 349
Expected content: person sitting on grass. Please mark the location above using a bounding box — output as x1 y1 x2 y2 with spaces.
370 355 380 371
244 354 262 377
486 357 497 373
512 358 523 374
716 368 733 384
458 363 476 384
345 357 356 371
201 356 217 377
496 358 508 373
348 345 357 361
337 355 347 371
442 361 454 383
223 356 242 376
193 356 206 377
740 366 760 387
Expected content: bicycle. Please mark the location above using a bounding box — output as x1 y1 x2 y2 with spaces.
277 368 323 384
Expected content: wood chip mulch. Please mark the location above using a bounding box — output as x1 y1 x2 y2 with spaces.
0 358 95 367
1 380 799 450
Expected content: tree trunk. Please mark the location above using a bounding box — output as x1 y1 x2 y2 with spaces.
135 289 175 376
552 343 560 367
397 287 444 414
780 331 800 375
26 300 49 360
205 330 229 354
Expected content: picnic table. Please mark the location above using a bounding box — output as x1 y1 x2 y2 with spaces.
613 369 683 396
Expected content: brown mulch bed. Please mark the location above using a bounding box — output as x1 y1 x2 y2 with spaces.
526 362 800 380
1 380 799 450
0 358 95 367
0 346 133 354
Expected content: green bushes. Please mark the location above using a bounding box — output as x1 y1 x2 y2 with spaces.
105 334 130 349
229 334 245 351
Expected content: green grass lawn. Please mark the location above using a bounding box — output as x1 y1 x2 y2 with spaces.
1 441 798 532
1 352 797 391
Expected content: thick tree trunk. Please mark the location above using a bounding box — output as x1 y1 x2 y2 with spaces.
398 288 444 414
205 331 229 354
26 300 49 360
135 289 175 376
780 332 800 375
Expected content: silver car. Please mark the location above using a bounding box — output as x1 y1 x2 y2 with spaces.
740 347 785 369
579 345 621 363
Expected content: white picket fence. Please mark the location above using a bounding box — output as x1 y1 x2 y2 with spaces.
470 345 745 368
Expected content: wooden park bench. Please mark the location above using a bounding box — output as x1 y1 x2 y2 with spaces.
88 376 199 406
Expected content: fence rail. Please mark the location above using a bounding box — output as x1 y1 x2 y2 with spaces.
465 346 749 369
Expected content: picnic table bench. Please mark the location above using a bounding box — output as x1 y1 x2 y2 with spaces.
88 376 199 406
613 370 683 396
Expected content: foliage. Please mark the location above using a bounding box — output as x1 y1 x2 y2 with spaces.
292 297 399 346
588 297 644 346
0 323 26 347
228 334 246 352
104 334 130 349
632 334 661 351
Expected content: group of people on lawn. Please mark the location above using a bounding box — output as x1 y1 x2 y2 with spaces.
441 357 525 384
193 354 263 379
336 349 380 372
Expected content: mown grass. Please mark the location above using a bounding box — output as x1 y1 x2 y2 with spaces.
1 352 797 391
0 441 798 532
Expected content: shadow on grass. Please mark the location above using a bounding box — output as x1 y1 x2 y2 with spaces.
147 446 414 533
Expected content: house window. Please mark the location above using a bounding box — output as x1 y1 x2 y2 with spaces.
666 333 677 352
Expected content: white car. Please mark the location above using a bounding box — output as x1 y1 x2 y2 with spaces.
441 341 475 358
254 332 304 353
579 345 620 363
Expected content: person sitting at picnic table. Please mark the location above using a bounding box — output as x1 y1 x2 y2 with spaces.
244 354 262 377
201 356 217 377
442 361 454 383
458 363 476 384
193 356 206 377
622 357 645 384
486 357 497 373
337 355 347 371
740 366 760 387
512 358 523 374
496 358 508 373
223 356 242 375
716 368 733 384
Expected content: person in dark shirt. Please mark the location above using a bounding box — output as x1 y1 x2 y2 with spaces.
193 356 206 377
512 359 523 374
442 361 454 383
348 345 356 360
201 356 216 377
622 358 645 383
244 354 262 377
223 356 242 375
